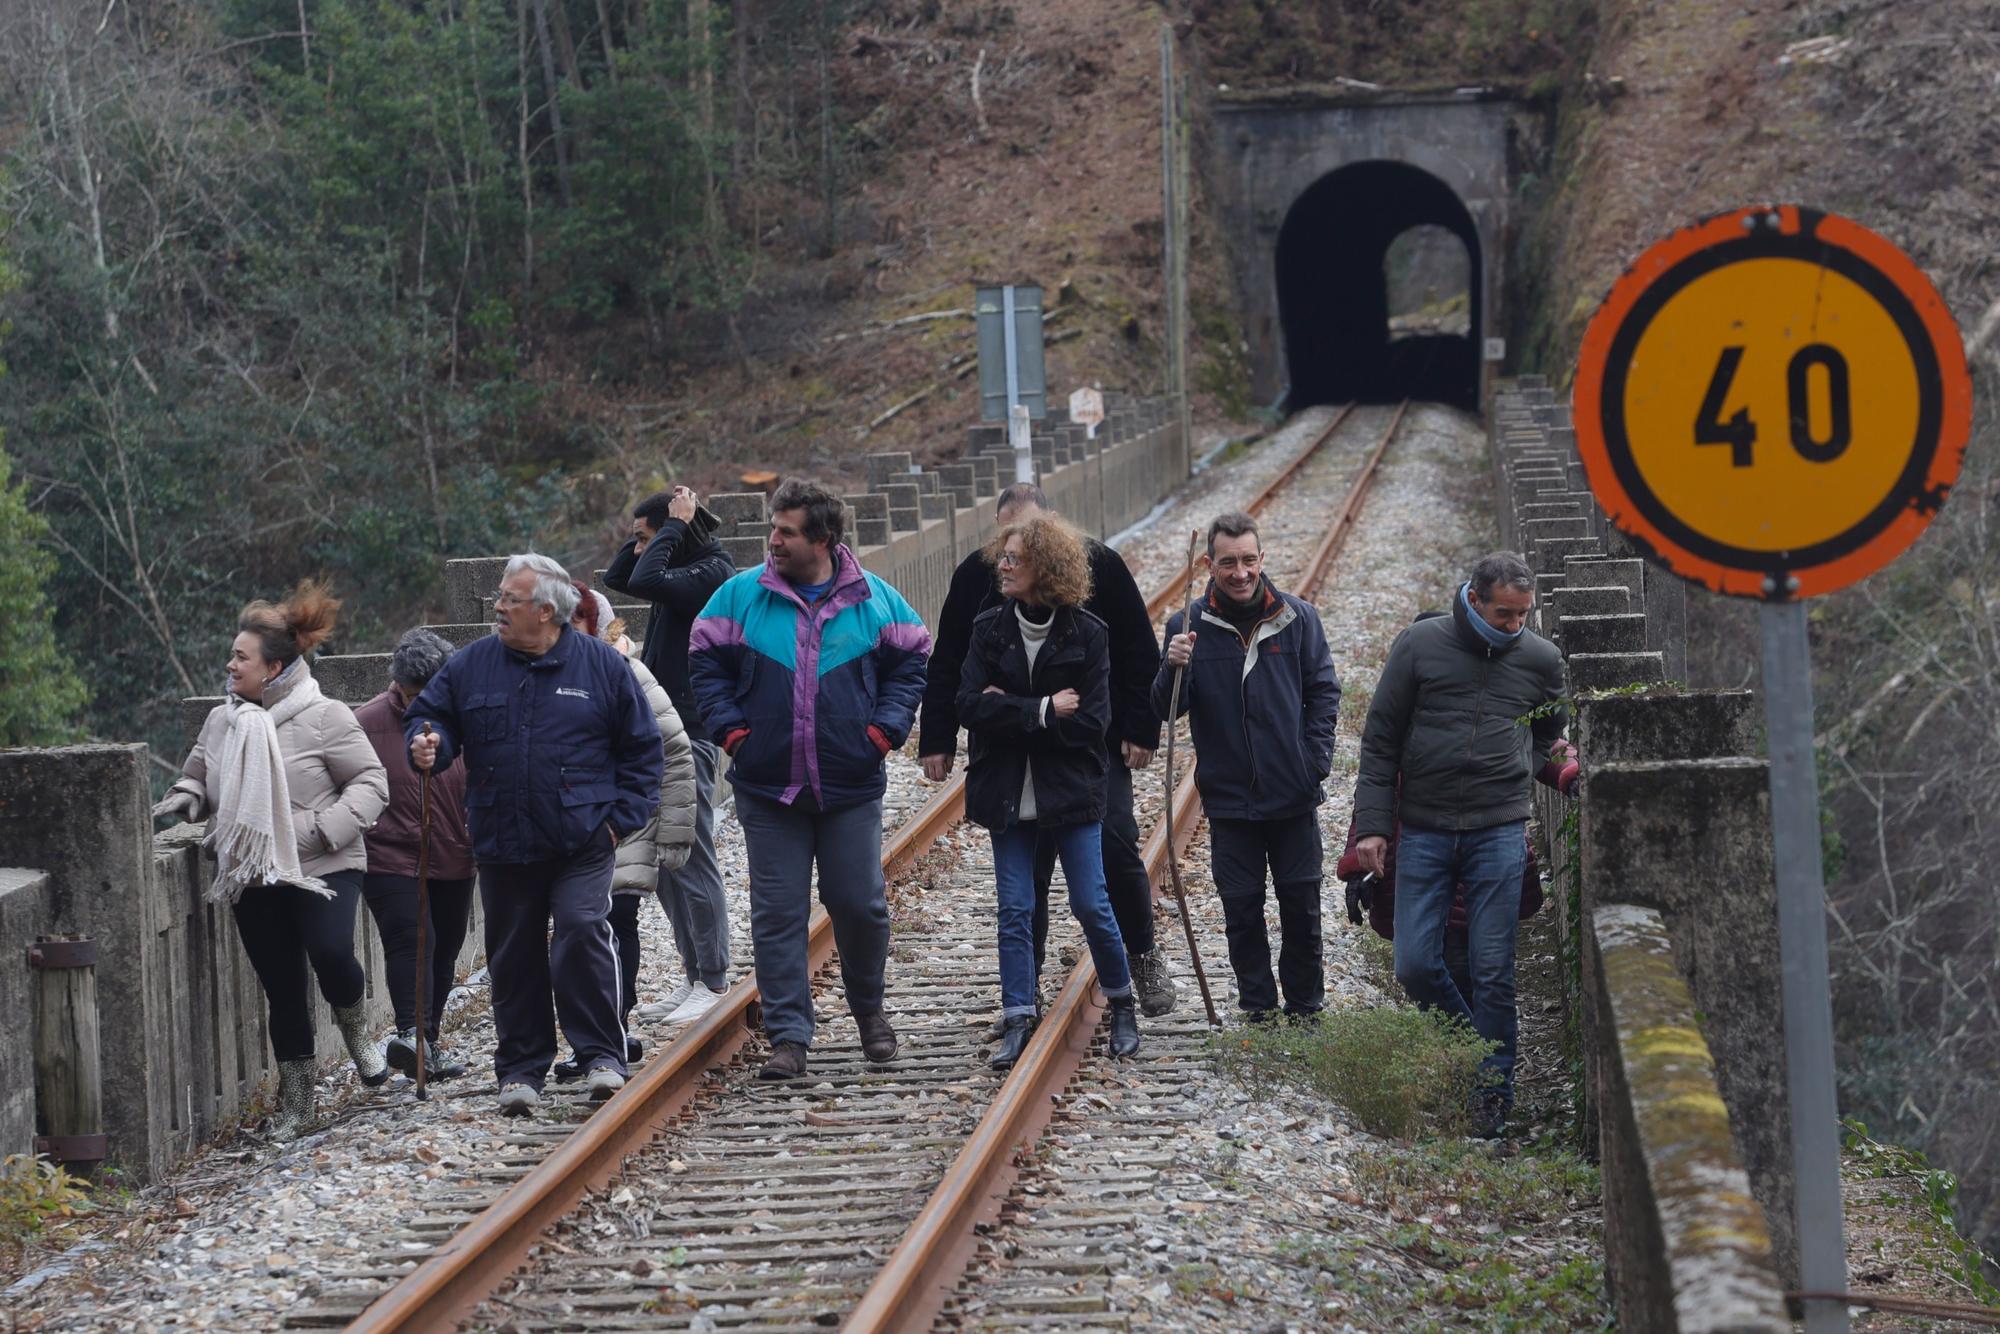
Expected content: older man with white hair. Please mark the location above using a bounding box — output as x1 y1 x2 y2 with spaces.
407 553 663 1114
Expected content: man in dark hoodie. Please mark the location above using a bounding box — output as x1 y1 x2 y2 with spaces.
921 482 1172 1018
1153 511 1342 1024
602 486 737 1024
1352 551 1568 1136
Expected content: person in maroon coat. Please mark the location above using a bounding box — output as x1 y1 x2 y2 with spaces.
356 628 476 1081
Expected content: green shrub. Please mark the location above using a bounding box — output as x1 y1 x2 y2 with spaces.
0 1153 87 1246
1211 1006 1498 1141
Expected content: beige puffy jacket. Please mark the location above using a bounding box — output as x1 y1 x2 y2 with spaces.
172 659 389 879
613 652 697 893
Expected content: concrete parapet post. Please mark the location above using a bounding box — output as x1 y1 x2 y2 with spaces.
1560 613 1649 655
443 556 510 625
722 535 767 570
1592 903 1788 1333
0 746 164 1178
1567 652 1667 691
1582 755 1797 1284
708 491 769 532
0 870 48 1159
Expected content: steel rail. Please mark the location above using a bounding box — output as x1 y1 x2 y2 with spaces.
1141 402 1357 622
343 402 1378 1333
848 400 1409 1333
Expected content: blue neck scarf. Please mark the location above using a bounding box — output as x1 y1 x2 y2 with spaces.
1460 582 1523 649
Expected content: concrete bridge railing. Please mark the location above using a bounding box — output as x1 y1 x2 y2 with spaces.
1492 381 1791 1331
0 392 1187 1185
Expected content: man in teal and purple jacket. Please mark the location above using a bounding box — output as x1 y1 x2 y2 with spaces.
689 478 931 1080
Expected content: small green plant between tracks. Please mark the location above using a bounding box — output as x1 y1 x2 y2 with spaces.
0 1153 88 1253
1209 1007 1497 1141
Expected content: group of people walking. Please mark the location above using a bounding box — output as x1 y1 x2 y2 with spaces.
158 470 1569 1141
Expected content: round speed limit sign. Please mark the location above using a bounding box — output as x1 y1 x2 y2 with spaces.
1573 205 1972 600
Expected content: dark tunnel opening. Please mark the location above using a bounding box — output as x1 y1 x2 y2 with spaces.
1276 160 1483 413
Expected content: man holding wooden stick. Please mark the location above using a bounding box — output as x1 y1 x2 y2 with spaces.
1153 512 1342 1022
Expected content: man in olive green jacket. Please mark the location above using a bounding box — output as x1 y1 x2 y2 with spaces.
1352 552 1567 1134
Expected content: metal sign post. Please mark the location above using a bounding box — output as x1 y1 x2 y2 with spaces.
1759 598 1847 1332
1008 404 1033 483
1570 204 1973 1333
977 284 1046 422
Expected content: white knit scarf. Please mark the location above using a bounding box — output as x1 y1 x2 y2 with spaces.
202 658 331 904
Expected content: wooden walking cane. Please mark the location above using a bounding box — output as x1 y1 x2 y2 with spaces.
414 722 434 1100
1164 529 1221 1028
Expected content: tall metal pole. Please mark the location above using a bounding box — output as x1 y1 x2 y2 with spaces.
1159 26 1179 413
1758 599 1849 1334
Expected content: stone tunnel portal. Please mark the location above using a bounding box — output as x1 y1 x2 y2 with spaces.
1276 160 1483 413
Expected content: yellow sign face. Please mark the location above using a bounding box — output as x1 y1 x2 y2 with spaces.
1625 258 1919 552
1574 205 1972 600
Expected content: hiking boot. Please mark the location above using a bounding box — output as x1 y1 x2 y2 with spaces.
855 1011 899 1064
424 1036 468 1081
270 1059 317 1142
626 1035 644 1065
989 1015 1035 1071
586 1065 625 1102
1130 949 1177 1018
634 979 696 1022
1472 1088 1509 1140
387 1029 466 1082
497 1082 540 1117
1243 1008 1280 1027
1107 995 1141 1058
666 981 725 1024
331 1000 391 1087
759 1040 809 1080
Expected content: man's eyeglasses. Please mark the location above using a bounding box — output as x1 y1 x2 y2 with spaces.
494 589 534 608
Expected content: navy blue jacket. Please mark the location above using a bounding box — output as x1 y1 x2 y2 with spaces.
404 626 664 864
1151 578 1342 821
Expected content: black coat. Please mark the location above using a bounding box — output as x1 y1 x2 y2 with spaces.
956 602 1112 831
603 518 735 742
1353 584 1567 838
921 538 1160 758
1151 578 1342 821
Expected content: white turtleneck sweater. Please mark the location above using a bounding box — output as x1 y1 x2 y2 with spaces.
1017 605 1053 821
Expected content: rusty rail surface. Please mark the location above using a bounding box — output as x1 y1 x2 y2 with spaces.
344 403 1382 1334
847 401 1408 1333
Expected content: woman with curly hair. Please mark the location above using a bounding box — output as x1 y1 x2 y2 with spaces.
155 580 390 1140
956 516 1140 1069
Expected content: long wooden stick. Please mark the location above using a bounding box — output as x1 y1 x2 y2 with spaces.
414 722 434 1100
1163 530 1220 1027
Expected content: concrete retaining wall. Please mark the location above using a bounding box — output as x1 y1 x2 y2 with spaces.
0 745 479 1179
1492 381 1792 1324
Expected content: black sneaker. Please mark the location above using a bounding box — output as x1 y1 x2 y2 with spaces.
552 1055 585 1083
387 1029 467 1082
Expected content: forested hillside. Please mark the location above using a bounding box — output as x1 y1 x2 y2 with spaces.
0 0 1207 762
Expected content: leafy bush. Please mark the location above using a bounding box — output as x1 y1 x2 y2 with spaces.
0 1153 87 1247
1211 1006 1498 1141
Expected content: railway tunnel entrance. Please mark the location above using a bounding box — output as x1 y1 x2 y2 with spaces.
1209 90 1523 416
1275 160 1483 412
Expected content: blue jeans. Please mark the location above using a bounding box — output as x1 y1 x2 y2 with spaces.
1393 821 1527 1104
993 821 1131 1019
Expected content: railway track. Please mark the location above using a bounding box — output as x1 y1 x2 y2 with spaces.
313 402 1404 1333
